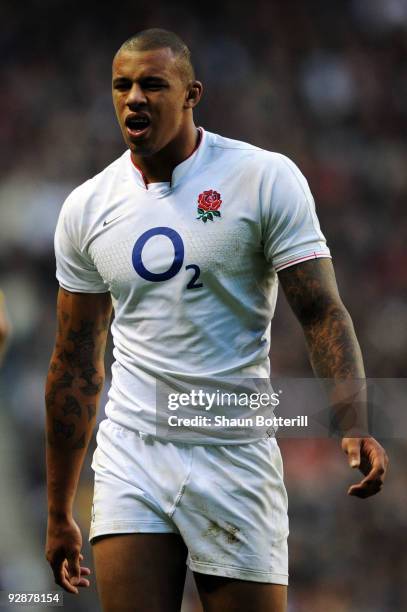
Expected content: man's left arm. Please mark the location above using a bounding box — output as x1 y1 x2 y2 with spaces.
278 257 389 498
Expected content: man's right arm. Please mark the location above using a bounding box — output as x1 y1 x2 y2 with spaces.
45 288 112 593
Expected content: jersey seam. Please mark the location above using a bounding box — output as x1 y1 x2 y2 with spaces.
273 249 331 269
209 143 260 151
57 281 109 294
168 447 194 517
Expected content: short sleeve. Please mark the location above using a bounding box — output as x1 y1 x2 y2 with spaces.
263 155 331 272
54 193 109 293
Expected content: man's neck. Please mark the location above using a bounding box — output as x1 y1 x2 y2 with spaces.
131 124 200 185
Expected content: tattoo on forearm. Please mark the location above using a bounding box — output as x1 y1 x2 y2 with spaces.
65 321 94 363
46 303 110 451
80 365 103 395
87 405 96 421
71 433 86 450
304 304 362 379
279 259 364 379
53 419 75 439
62 395 82 418
46 370 74 402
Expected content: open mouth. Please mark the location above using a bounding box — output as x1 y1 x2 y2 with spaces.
125 115 151 138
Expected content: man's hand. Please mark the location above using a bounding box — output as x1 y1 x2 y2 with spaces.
46 516 91 594
342 437 389 498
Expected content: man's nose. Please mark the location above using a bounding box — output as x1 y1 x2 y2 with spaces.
126 84 147 107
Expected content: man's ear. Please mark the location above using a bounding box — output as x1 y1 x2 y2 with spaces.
184 80 203 109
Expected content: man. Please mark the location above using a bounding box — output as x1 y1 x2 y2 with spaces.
45 29 388 612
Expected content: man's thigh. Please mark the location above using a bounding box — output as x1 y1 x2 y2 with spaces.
92 533 188 612
194 573 287 612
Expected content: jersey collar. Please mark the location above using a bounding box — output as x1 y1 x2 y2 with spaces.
129 127 207 190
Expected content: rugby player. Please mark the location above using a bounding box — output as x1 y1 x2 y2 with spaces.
45 29 388 612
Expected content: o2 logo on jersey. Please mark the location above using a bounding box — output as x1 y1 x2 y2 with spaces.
132 227 203 290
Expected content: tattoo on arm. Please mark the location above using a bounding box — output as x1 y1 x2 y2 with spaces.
62 396 82 418
64 322 104 394
71 433 86 450
53 419 75 439
278 259 364 379
46 371 74 404
87 405 96 421
46 302 110 451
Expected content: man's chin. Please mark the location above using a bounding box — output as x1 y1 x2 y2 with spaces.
128 140 155 157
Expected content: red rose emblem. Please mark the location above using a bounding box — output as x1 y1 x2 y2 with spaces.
197 190 222 223
198 190 222 211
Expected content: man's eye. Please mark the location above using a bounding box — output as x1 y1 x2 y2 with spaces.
114 82 131 91
144 83 166 90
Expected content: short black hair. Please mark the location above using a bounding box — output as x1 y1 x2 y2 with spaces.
117 28 195 83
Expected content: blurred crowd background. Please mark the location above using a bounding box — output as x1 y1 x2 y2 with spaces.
1 0 406 610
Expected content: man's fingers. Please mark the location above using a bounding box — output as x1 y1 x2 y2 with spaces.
343 437 388 498
74 565 91 587
60 575 79 594
342 438 361 468
46 518 86 594
67 550 81 585
360 440 388 481
52 561 79 595
78 553 91 576
348 463 386 498
348 479 383 498
54 550 82 592
56 556 90 591
60 566 88 592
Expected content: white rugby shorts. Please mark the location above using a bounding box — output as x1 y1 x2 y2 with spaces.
89 419 289 585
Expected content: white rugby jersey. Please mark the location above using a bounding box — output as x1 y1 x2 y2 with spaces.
55 128 330 442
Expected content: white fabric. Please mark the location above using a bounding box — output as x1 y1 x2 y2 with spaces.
54 129 330 441
90 419 289 584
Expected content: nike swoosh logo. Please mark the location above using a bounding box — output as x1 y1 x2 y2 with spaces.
103 215 121 227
